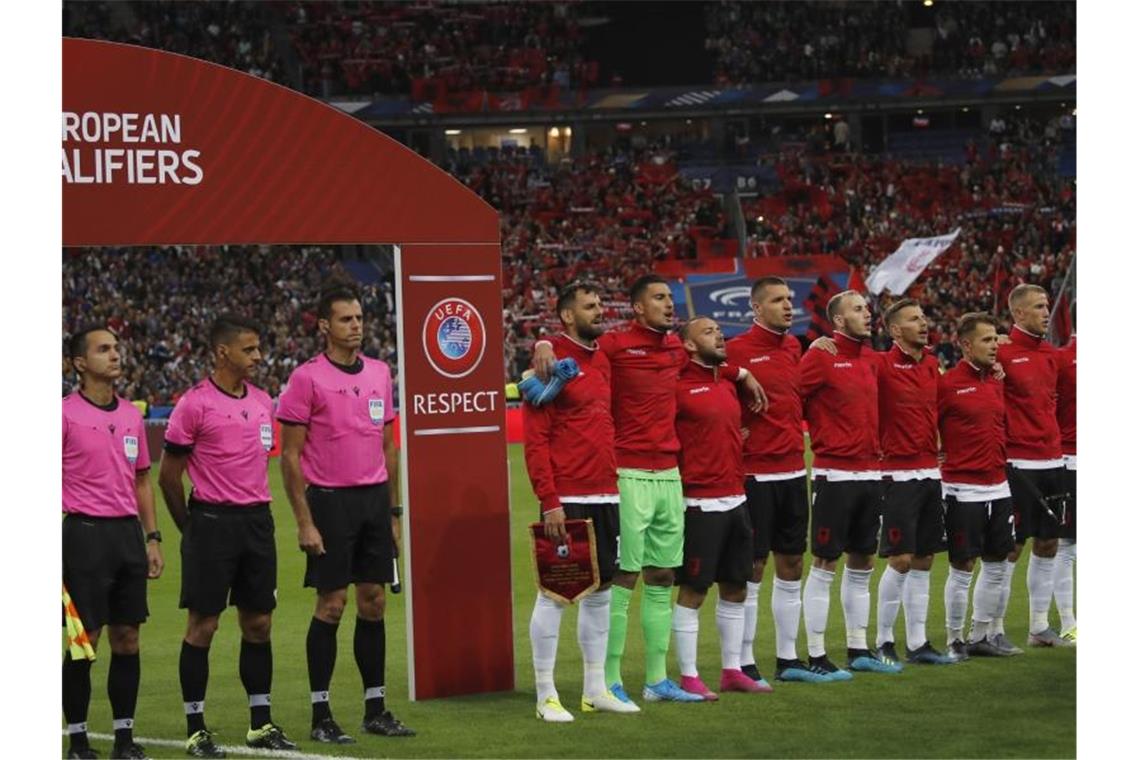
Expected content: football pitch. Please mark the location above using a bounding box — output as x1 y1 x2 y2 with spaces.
68 444 1075 758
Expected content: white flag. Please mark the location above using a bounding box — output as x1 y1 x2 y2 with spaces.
865 229 961 295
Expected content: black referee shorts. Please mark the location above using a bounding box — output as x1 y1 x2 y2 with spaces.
744 476 809 559
305 482 394 592
945 495 1015 563
810 478 883 561
560 502 620 585
63 514 149 631
1007 466 1067 543
676 504 753 593
878 478 947 558
180 501 277 616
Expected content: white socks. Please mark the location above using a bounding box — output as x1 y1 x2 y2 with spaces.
944 567 973 644
716 598 746 671
772 577 803 661
740 581 760 667
578 589 610 697
903 568 931 651
875 566 907 647
803 566 834 658
529 592 565 702
1027 554 1057 634
672 604 701 678
841 567 872 650
992 559 1016 636
1053 540 1077 631
969 561 1005 643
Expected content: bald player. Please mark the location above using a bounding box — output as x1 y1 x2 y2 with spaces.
63 326 163 760
799 291 899 677
992 284 1072 649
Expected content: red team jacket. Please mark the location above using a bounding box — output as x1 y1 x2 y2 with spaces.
937 360 1007 486
597 321 738 471
799 332 881 471
876 344 941 471
523 334 619 513
996 326 1062 462
1056 336 1076 457
674 360 745 499
725 322 806 475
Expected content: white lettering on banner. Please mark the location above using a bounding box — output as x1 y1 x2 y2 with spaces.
956 386 978 395
413 390 500 415
61 111 204 185
866 229 961 295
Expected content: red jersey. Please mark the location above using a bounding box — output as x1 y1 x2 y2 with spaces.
523 334 618 513
1056 336 1076 456
996 326 1062 462
799 332 880 471
725 322 805 475
876 343 940 471
675 360 744 499
597 321 690 471
938 360 1007 486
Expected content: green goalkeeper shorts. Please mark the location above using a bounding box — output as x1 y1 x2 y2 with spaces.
616 467 685 572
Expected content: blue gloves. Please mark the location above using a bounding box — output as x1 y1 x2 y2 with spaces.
519 357 580 406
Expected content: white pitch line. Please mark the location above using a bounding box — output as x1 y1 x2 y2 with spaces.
72 732 344 760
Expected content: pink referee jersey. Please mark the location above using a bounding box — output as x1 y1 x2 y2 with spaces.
276 354 396 487
164 378 274 505
62 393 151 517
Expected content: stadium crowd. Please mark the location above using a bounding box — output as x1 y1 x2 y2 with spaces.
62 246 396 407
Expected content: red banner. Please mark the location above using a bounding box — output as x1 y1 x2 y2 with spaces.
530 520 600 605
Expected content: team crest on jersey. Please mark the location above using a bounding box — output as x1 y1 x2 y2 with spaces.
422 297 487 379
368 398 385 424
123 435 139 464
259 424 273 451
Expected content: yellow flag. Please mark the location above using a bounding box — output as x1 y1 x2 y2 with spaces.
63 584 96 661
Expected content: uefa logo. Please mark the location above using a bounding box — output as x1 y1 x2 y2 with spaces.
422 297 487 378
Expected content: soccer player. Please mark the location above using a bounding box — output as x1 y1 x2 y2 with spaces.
811 299 955 665
523 282 638 721
63 326 163 760
994 284 1072 648
278 280 414 743
798 291 898 677
532 274 766 706
726 277 831 684
672 317 767 700
938 313 1017 659
1053 332 1076 642
159 315 297 756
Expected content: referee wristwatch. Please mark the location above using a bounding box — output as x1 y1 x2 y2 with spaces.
145 530 163 543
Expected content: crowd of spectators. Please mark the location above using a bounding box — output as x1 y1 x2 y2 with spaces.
285 1 597 98
65 0 283 83
705 0 1075 85
62 246 396 408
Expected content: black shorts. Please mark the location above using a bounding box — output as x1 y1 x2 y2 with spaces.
1061 466 1076 540
305 483 394 591
878 478 947 558
561 502 620 585
945 495 1016 563
810 478 883 560
676 504 753 593
1007 466 1067 543
180 501 278 616
744 476 809 559
62 514 149 630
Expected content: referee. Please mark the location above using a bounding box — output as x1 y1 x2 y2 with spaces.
63 326 163 760
159 315 297 756
278 280 414 743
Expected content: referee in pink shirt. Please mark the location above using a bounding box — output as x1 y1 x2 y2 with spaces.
159 315 297 756
277 280 413 743
63 326 163 760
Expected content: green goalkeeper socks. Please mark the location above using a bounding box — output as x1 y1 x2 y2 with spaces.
604 585 633 685
642 584 673 684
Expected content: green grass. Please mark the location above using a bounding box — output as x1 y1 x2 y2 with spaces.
69 445 1074 758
